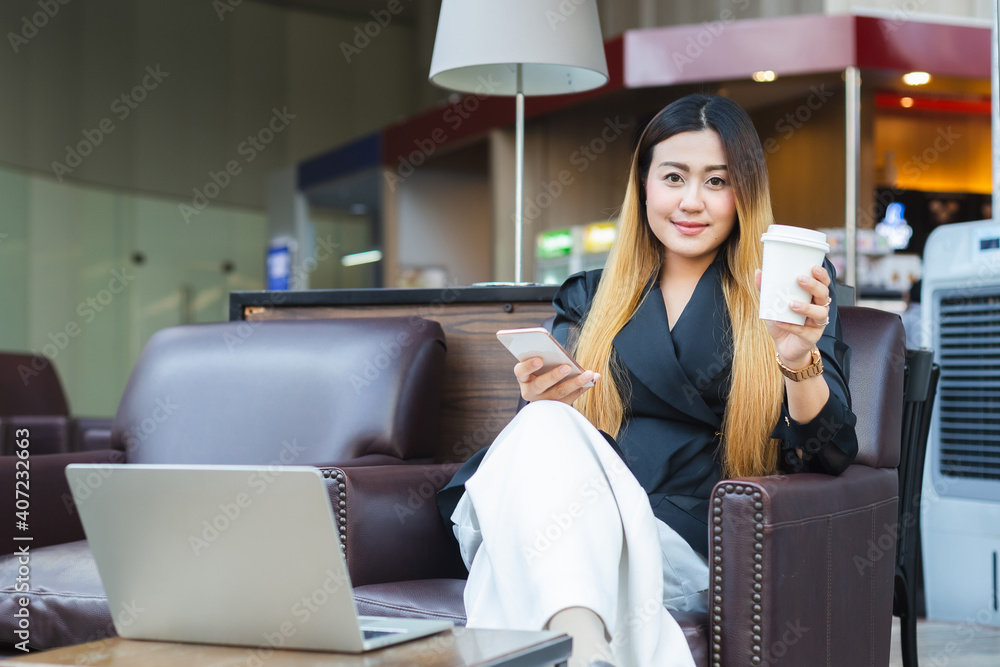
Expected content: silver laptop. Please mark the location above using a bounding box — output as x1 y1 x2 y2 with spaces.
65 464 453 652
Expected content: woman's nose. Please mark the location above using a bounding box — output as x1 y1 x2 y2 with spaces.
679 185 704 212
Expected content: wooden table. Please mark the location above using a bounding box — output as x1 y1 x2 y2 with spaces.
0 628 571 667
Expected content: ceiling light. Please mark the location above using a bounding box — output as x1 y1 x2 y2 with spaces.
341 250 382 267
902 72 931 86
900 97 915 108
752 70 777 82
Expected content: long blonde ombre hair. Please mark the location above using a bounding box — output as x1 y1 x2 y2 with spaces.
572 94 785 478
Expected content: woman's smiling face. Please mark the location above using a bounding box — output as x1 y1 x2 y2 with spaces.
644 129 737 269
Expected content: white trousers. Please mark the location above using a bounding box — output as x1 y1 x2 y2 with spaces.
451 401 708 667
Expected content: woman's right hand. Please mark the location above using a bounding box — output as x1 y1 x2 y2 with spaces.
515 358 600 405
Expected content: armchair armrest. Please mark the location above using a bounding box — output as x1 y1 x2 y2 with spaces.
711 464 898 667
71 417 114 452
0 416 71 455
0 449 124 554
320 464 468 587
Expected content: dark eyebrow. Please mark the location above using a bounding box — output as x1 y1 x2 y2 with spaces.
657 161 728 172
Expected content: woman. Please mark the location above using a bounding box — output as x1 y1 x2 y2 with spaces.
437 94 858 667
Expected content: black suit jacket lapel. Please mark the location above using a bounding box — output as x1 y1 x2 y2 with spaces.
613 275 723 428
670 259 733 405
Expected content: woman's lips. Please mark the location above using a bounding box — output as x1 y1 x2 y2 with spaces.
672 221 708 236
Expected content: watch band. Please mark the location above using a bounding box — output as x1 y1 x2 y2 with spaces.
776 347 824 382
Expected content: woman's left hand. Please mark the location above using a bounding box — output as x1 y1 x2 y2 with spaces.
756 264 832 369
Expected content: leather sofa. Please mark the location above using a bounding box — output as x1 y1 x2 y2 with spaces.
327 306 907 666
0 317 450 650
2 306 905 666
0 353 112 456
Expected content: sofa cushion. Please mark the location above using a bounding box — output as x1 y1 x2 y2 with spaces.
352 580 710 663
353 579 468 625
0 541 112 650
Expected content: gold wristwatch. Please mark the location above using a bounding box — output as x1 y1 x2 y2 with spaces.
776 347 824 382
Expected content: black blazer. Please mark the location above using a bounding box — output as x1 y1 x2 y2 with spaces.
438 256 858 558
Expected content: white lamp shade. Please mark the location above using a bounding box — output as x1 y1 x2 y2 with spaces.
429 0 609 96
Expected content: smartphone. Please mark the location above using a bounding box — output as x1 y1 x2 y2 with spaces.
496 327 594 388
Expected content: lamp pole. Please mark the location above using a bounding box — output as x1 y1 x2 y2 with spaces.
515 64 525 283
844 65 861 289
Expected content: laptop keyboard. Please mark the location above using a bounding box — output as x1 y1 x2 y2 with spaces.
362 629 403 640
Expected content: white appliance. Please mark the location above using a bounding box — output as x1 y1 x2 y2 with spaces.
921 219 1000 625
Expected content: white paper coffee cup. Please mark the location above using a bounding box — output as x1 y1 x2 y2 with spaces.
759 224 830 325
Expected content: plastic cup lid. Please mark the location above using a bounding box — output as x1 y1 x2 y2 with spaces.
760 224 830 252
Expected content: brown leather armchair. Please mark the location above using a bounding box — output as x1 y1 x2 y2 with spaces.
0 352 113 456
328 306 905 666
0 317 448 650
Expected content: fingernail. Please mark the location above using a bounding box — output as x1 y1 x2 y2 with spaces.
533 359 541 368
754 269 761 277
790 300 801 309
797 274 809 283
560 365 570 375
593 373 601 382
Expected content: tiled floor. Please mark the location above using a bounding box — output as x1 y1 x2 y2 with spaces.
889 617 1000 666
